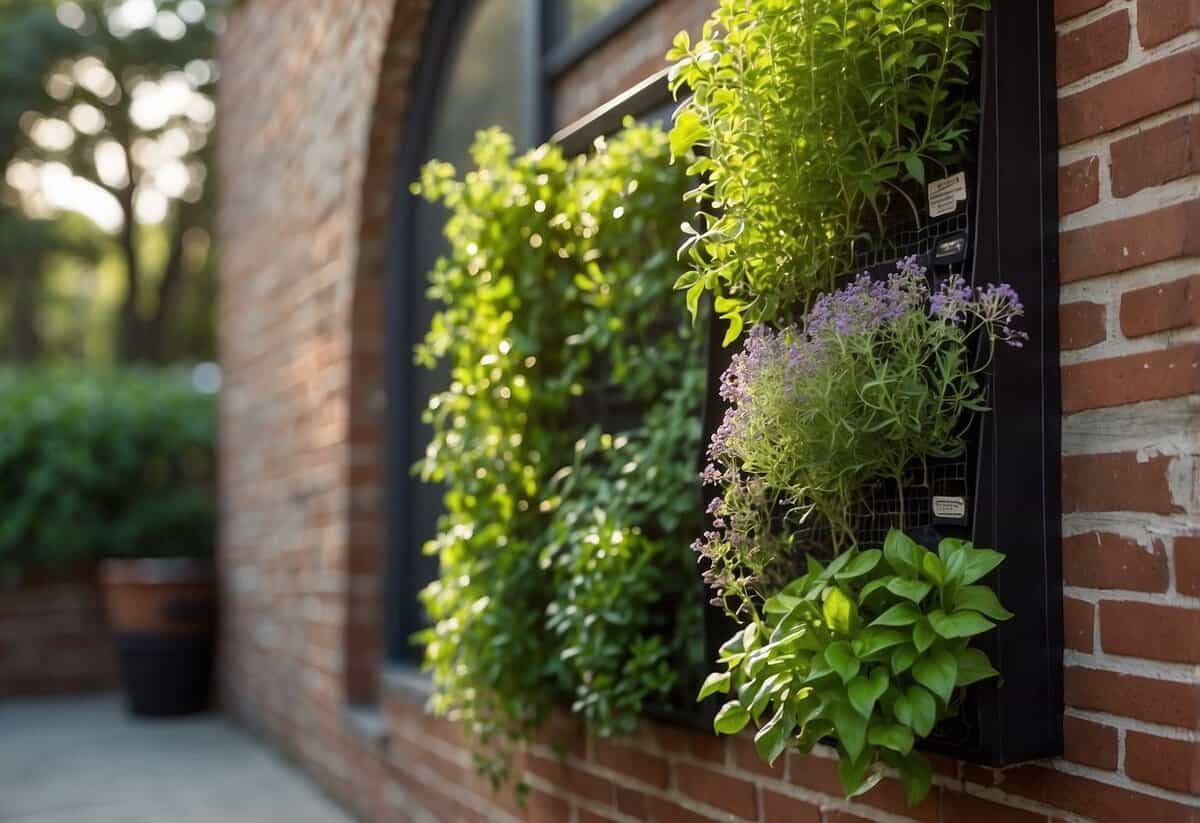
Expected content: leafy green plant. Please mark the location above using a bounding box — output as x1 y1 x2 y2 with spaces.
699 529 1010 804
667 0 988 341
694 260 1024 610
0 368 216 575
412 122 706 789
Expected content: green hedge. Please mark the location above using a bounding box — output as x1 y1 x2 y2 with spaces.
0 369 216 574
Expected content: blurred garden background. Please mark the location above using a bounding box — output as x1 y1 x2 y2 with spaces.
0 0 220 581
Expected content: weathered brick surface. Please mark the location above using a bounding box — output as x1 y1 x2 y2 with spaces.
0 571 116 698
217 1 1200 821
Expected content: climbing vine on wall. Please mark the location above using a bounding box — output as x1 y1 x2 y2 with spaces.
413 122 706 790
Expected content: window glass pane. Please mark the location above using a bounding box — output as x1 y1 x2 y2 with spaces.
400 0 532 650
559 0 625 41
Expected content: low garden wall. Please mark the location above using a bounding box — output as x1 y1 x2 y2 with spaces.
0 570 116 698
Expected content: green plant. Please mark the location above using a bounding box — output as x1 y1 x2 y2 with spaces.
694 261 1025 610
699 529 1010 804
412 122 705 789
0 368 216 575
667 0 987 341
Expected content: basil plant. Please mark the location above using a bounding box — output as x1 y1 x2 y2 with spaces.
699 529 1010 804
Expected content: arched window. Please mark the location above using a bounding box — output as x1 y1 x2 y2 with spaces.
386 1 536 663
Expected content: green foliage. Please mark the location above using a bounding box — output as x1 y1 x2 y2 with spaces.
667 0 988 340
700 530 1009 804
412 122 706 789
0 368 216 574
695 265 1024 611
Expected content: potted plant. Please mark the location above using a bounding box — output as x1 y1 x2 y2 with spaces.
0 369 217 716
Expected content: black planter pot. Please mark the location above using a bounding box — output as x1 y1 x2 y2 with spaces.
100 558 216 717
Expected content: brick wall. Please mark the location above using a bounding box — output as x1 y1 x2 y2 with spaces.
0 570 116 698
217 1 1200 821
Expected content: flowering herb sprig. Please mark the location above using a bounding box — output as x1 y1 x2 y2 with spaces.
694 258 1026 621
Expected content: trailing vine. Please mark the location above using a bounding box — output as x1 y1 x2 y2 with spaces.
412 122 706 790
668 0 988 342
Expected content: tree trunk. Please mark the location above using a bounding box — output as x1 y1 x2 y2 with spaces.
116 186 143 361
143 219 188 363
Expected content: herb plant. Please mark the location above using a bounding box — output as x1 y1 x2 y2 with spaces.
667 0 988 340
694 259 1025 611
699 529 1011 803
412 123 705 789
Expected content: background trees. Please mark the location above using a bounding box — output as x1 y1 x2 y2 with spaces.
0 0 220 363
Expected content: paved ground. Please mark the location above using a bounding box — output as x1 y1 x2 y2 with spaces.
0 695 352 823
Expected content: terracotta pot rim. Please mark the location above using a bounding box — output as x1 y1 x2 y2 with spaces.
100 557 215 585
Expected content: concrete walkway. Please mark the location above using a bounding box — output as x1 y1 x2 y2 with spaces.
0 695 352 823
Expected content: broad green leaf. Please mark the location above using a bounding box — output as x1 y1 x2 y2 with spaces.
905 685 937 737
891 644 918 674
754 705 795 765
713 700 750 735
894 751 933 806
912 649 957 704
952 585 1013 620
836 549 881 580
928 609 995 639
858 575 896 603
832 702 868 759
764 593 802 615
670 109 708 157
955 647 1000 687
825 641 861 684
823 586 856 634
868 721 915 754
904 154 925 183
721 311 744 346
697 670 731 701
838 748 880 797
921 553 945 585
883 529 922 576
854 627 908 657
886 577 932 603
872 602 922 627
848 667 889 718
912 618 936 653
959 548 1005 585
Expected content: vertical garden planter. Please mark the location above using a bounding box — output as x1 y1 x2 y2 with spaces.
101 558 216 716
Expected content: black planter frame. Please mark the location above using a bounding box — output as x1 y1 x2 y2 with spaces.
692 0 1063 766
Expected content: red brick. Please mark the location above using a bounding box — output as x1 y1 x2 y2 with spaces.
1057 11 1131 86
592 740 669 789
824 812 876 823
1063 345 1200 413
1063 531 1169 591
1058 48 1200 145
525 790 569 823
578 810 620 823
1100 600 1200 662
994 765 1197 821
1176 535 1200 595
1125 731 1200 792
1121 274 1200 337
1056 0 1109 21
1059 301 1106 349
941 791 1045 823
523 753 613 806
730 735 785 779
1139 0 1200 46
1063 716 1119 769
644 795 723 823
1061 200 1200 283
1061 452 1184 514
687 733 726 764
1064 597 1096 652
761 789 820 823
673 762 758 819
1058 156 1101 216
616 786 648 818
786 752 843 796
1112 116 1200 197
860 779 939 823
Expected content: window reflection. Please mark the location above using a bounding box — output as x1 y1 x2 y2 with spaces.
559 0 625 42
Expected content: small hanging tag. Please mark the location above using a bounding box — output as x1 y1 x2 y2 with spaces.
931 495 970 525
928 172 967 218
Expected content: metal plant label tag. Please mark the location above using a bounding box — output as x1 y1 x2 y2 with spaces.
928 172 967 218
931 495 968 521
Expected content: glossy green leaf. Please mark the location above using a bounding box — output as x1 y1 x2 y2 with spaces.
697 670 732 701
912 618 937 653
868 720 915 754
952 585 1013 620
825 641 861 684
954 647 1000 687
836 549 881 580
912 649 957 704
755 705 795 765
891 644 918 674
848 667 889 718
959 548 1005 585
886 577 932 603
928 609 995 639
832 701 868 759
713 700 751 735
823 586 856 634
